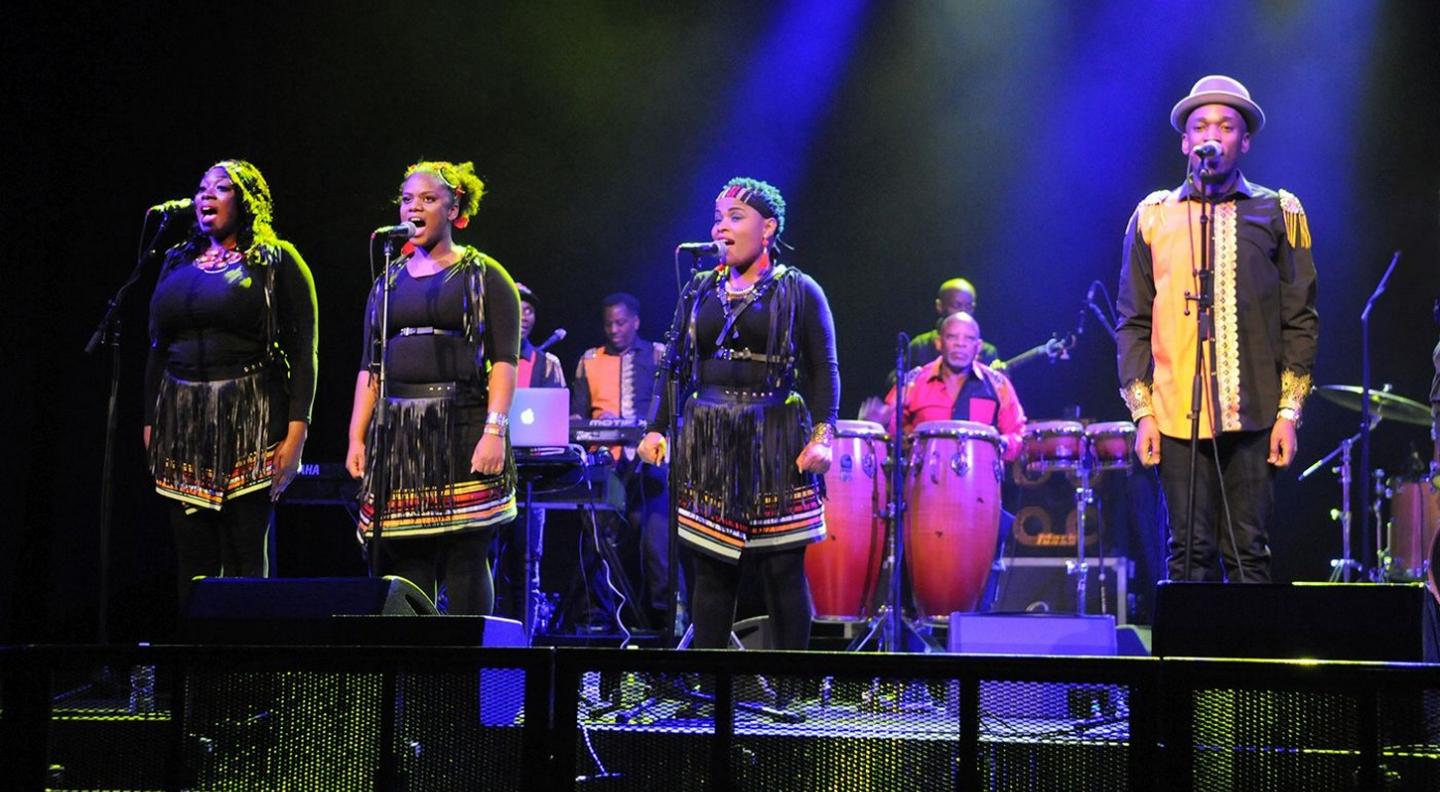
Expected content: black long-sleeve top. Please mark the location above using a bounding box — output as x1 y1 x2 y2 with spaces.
651 266 840 430
359 249 520 384
144 240 317 424
1115 175 1318 438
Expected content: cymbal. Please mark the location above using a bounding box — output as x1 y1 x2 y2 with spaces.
1314 385 1433 427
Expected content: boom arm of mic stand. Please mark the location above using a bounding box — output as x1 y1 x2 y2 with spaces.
1298 430 1364 481
1087 301 1117 341
85 213 179 354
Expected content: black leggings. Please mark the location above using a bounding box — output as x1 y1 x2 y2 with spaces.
169 489 273 607
383 530 496 616
690 546 811 650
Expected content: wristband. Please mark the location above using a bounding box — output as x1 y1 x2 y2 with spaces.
810 423 835 446
483 424 507 437
485 411 510 429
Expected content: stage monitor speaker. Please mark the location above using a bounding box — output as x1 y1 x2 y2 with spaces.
182 578 529 727
948 613 1121 721
1153 582 1427 661
948 612 1117 656
182 576 528 648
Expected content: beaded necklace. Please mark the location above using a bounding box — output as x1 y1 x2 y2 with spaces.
713 264 776 345
194 246 243 273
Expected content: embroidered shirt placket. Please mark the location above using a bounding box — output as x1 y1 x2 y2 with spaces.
1213 201 1242 432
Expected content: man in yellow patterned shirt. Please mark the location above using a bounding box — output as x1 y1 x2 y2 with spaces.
1116 75 1319 583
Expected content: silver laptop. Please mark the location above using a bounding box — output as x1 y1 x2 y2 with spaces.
508 388 571 448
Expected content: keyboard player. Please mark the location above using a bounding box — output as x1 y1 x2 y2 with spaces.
571 292 675 627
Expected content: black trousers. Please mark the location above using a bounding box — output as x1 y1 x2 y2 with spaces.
169 489 273 607
690 546 812 650
382 529 496 615
621 458 675 614
1158 428 1274 583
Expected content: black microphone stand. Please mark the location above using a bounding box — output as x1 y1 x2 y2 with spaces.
650 246 709 645
84 209 181 644
367 235 401 578
1181 166 1222 583
847 332 931 655
1359 251 1401 580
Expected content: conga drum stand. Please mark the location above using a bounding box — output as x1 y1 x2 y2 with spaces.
1068 457 1096 614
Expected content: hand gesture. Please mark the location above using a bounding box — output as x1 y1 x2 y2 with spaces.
637 432 667 465
1135 416 1161 467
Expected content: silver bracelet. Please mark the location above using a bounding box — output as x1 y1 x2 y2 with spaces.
485 410 510 428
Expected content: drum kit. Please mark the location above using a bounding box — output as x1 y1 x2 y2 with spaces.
1301 383 1438 591
1014 419 1135 615
806 416 1137 639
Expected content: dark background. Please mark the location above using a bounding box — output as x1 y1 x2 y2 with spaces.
5 1 1437 643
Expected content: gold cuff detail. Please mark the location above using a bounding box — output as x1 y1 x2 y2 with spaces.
811 423 835 447
1120 379 1154 422
1278 369 1312 413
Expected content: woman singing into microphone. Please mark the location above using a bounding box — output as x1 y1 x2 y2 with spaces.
638 177 839 652
346 160 520 615
144 159 317 605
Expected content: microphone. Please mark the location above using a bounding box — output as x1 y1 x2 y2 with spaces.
372 221 418 239
148 198 193 214
675 240 726 257
535 327 567 352
1192 140 1222 159
1085 282 1099 304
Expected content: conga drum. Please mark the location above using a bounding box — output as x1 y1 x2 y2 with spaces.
904 420 1003 622
1387 476 1440 579
1084 421 1137 470
807 420 888 620
1021 420 1085 474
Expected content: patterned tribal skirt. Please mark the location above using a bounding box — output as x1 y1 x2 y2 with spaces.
674 386 826 563
358 381 517 541
149 363 276 511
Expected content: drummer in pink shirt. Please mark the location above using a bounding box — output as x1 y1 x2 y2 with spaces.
864 312 1027 460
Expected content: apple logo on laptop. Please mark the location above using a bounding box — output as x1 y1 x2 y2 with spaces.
520 408 536 425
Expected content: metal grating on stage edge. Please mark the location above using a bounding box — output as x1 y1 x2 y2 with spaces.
2 645 1438 791
566 674 1132 790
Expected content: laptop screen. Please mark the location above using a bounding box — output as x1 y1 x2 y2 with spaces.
508 388 571 448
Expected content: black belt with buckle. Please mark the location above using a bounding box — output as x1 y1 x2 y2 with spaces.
395 326 463 338
711 347 789 364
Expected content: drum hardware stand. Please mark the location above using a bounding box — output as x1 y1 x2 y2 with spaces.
1359 251 1402 580
1068 453 1096 614
1368 469 1388 581
1300 429 1369 582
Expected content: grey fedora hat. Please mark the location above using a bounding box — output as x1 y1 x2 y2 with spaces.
1170 74 1265 133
